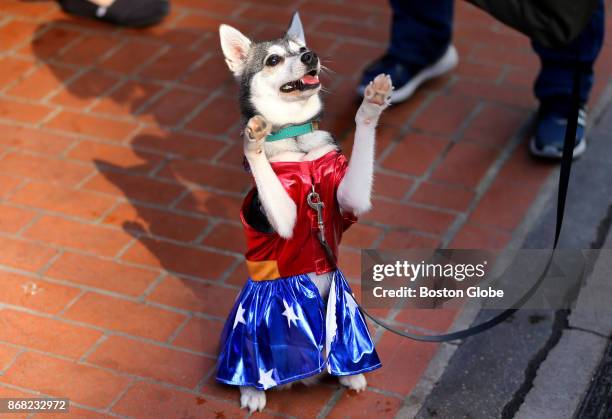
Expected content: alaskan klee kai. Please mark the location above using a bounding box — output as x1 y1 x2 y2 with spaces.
216 12 392 413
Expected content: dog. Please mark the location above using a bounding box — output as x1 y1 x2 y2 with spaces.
217 12 392 413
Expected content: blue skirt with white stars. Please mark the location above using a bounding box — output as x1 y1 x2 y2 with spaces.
215 269 381 390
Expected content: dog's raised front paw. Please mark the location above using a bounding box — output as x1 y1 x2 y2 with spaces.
339 373 367 392
240 386 266 413
244 115 271 157
356 74 392 125
364 73 393 106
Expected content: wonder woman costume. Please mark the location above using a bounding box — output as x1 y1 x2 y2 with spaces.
216 150 381 390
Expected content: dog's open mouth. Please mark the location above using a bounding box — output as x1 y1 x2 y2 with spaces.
280 70 320 93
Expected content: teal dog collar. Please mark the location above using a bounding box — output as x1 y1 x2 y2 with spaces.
266 121 317 142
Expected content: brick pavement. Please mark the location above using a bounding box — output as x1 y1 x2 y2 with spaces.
0 0 610 418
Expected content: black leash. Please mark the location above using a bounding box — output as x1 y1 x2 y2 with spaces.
314 63 583 342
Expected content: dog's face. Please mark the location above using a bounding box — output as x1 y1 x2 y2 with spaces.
219 13 322 127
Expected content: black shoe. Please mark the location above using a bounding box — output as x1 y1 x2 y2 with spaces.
59 0 170 28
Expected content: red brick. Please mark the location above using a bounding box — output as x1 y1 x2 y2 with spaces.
471 44 539 70
412 94 478 137
394 308 460 332
24 26 81 59
327 389 403 418
463 103 528 148
68 141 162 172
0 174 22 198
381 133 447 176
450 223 511 249
454 60 502 83
1 0 56 18
176 189 243 220
10 182 116 220
45 111 138 142
50 70 119 108
225 262 249 287
380 88 429 127
0 309 102 358
496 143 553 186
0 343 19 372
342 224 383 249
132 127 226 161
147 276 238 317
0 237 57 273
2 352 130 409
89 336 213 387
63 292 186 341
373 172 414 200
98 39 162 74
314 18 387 44
0 56 32 86
0 152 92 186
451 79 536 108
138 47 201 81
84 171 185 205
338 246 362 280
469 179 539 230
104 203 209 242
143 88 206 127
201 222 245 253
123 237 235 279
0 203 36 233
431 143 499 187
158 160 250 193
367 332 438 394
0 20 38 52
379 231 441 250
24 216 131 257
185 96 240 136
363 199 456 235
91 80 162 116
46 252 158 297
264 383 337 418
182 54 232 90
172 317 224 355
113 382 243 419
411 181 475 212
0 98 53 124
0 124 75 156
58 35 118 66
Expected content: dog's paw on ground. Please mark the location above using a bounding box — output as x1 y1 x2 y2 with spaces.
240 387 266 412
246 115 271 141
364 73 393 106
339 373 367 392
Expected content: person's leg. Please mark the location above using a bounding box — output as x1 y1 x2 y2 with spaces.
532 0 605 112
359 0 457 102
530 0 605 158
387 0 454 68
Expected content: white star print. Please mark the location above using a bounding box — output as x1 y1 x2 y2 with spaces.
344 291 359 317
281 299 300 328
258 368 277 389
233 304 246 329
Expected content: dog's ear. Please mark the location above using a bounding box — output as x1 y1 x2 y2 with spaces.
219 24 251 76
286 12 305 44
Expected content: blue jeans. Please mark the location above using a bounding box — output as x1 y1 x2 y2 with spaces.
387 0 605 112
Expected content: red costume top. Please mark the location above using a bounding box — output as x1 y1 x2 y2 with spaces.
241 150 356 281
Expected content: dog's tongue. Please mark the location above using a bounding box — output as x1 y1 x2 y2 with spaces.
300 74 319 85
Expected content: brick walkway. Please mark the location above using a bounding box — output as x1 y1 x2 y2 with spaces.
0 0 611 418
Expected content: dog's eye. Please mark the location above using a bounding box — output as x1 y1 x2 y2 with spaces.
299 47 307 53
265 54 282 67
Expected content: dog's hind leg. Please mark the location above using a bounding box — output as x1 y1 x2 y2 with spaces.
337 74 392 216
240 386 266 412
244 115 297 239
339 373 367 392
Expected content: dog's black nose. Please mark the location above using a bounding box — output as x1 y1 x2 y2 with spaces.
300 51 317 65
